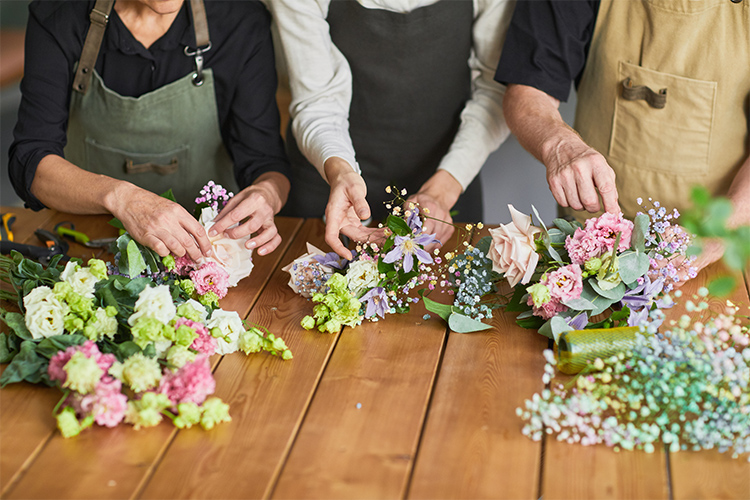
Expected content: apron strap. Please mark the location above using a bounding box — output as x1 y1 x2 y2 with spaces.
72 0 114 95
189 0 210 48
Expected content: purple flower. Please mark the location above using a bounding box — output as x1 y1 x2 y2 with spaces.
382 233 439 273
627 307 650 327
406 208 423 233
566 312 589 331
361 287 390 318
621 275 666 311
314 251 350 270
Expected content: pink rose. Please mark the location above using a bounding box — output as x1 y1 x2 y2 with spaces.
488 205 541 287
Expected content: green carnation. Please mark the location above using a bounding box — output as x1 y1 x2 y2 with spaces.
63 351 104 394
87 259 108 280
173 402 202 429
56 407 83 438
120 352 162 393
200 397 231 430
527 283 551 307
162 255 176 271
166 345 196 369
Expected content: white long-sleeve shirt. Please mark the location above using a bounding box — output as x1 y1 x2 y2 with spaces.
267 0 515 190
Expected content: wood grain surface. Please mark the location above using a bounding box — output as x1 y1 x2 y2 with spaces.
139 219 342 499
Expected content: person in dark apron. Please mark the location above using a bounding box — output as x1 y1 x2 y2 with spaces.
9 0 291 260
270 0 514 258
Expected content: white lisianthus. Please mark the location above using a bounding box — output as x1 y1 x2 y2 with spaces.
86 307 118 340
198 207 254 287
60 261 100 299
185 299 209 323
128 285 176 326
23 287 69 339
206 309 244 355
345 258 380 297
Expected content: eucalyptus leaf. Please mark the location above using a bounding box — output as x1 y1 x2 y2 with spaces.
631 214 649 253
516 310 534 319
547 228 568 245
531 205 548 232
422 296 453 322
618 251 651 285
581 282 616 316
538 316 574 342
448 313 492 333
126 239 147 278
553 218 576 236
562 297 596 311
590 279 626 302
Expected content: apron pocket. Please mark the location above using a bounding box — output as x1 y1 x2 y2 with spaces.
609 61 716 176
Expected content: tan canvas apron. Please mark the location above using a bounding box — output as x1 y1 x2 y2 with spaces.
569 0 750 221
63 0 237 208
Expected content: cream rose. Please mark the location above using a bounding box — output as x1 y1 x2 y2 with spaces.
60 261 100 299
206 309 244 355
488 205 541 287
23 287 69 339
199 207 254 287
345 258 379 297
128 285 176 326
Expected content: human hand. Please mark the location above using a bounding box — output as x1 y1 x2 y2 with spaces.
410 170 463 248
542 132 619 214
210 172 290 256
324 157 379 259
111 184 212 261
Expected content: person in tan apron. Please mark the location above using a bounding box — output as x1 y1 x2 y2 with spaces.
495 0 750 277
9 0 291 260
268 0 514 259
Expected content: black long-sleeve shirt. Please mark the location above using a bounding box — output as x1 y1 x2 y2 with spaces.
494 0 600 103
9 0 290 210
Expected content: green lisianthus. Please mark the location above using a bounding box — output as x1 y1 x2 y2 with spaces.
56 407 83 438
527 283 551 307
174 402 202 429
166 345 196 369
162 255 176 271
300 315 316 330
119 352 162 393
239 328 263 354
597 254 622 291
198 291 219 309
130 317 171 350
171 324 199 347
125 393 170 430
63 351 104 394
200 397 231 430
87 258 108 280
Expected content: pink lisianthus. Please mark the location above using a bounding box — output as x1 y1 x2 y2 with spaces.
527 293 567 320
80 376 127 427
488 205 542 287
565 227 606 265
190 262 230 299
48 341 116 385
158 355 215 406
177 318 217 355
546 264 584 302
587 212 633 252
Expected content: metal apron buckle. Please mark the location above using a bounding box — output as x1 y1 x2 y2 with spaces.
184 42 212 86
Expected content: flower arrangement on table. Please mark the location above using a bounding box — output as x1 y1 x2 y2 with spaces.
519 293 750 460
0 183 290 438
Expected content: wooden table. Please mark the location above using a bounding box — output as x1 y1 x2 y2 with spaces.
1 208 749 500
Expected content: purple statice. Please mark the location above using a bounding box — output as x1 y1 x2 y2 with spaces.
382 233 439 273
360 287 390 319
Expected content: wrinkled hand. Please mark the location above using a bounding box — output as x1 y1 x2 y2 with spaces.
407 192 454 249
210 173 289 256
113 186 211 261
544 137 619 214
324 157 380 259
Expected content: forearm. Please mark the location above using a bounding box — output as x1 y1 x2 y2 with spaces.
250 171 291 214
727 154 750 227
30 154 130 215
503 84 579 166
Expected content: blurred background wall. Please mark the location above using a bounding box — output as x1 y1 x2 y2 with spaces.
0 1 575 226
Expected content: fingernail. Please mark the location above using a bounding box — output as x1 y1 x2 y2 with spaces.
208 229 218 237
247 241 256 249
258 248 266 256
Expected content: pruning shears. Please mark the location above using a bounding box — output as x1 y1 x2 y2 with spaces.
0 225 69 265
55 221 118 249
1 212 16 241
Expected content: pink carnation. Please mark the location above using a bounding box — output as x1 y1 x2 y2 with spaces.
158 355 215 406
546 264 583 302
190 261 230 299
175 254 198 275
176 317 217 355
586 212 633 252
565 227 606 265
48 341 116 385
80 376 127 427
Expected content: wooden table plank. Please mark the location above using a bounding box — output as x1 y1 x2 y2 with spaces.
408 300 548 499
270 229 470 500
667 262 750 500
3 216 302 499
138 218 343 499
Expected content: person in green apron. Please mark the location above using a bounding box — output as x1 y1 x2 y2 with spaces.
9 0 291 261
267 0 514 259
494 0 750 278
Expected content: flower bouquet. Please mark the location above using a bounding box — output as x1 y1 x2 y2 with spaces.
477 201 696 341
0 183 290 438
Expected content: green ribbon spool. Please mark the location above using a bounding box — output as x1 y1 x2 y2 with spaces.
556 326 644 375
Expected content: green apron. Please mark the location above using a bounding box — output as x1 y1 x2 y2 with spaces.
63 0 237 208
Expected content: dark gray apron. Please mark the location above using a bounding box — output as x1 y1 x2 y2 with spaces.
63 0 237 208
282 0 482 223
